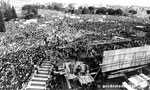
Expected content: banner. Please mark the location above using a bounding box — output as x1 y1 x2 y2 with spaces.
102 45 150 72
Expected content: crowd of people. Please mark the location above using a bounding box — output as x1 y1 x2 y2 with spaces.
0 11 150 90
0 45 48 89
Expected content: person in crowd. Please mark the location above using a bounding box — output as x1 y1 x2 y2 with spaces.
34 64 39 74
85 64 90 74
68 61 75 74
75 65 82 76
46 78 51 90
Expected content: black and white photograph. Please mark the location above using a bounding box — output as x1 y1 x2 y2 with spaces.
0 0 150 90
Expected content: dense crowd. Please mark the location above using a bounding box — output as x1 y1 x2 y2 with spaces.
0 15 61 88
0 45 48 89
0 12 150 89
67 18 150 52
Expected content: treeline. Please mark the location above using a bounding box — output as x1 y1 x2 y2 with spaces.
22 4 39 19
68 6 138 16
21 3 66 19
1 2 150 21
0 1 17 21
66 6 150 16
21 3 150 19
0 1 18 32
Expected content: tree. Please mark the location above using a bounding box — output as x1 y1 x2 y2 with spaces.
96 7 107 14
129 9 137 14
51 2 63 11
88 6 95 14
22 5 33 11
0 10 6 32
4 7 13 21
0 1 17 21
115 9 123 15
146 10 150 14
47 4 53 10
129 9 137 17
75 6 82 14
107 8 115 15
11 6 17 19
68 8 75 14
22 5 38 19
31 8 38 15
67 3 75 14
82 7 91 14
78 6 83 10
68 3 74 9
40 5 46 9
88 6 95 11
24 11 35 19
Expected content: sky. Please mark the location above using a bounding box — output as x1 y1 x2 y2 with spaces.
31 0 150 7
4 0 150 7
